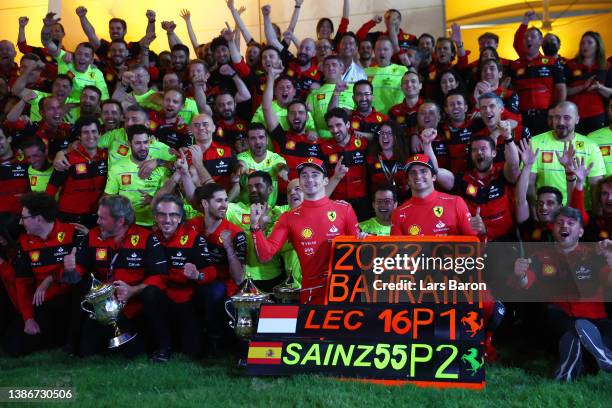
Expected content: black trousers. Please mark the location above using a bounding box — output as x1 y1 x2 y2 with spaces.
3 294 72 357
160 296 203 358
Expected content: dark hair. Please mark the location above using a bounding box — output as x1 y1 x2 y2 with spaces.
526 27 543 39
385 9 402 19
54 74 73 87
537 186 563 204
194 182 226 203
470 134 496 151
210 36 229 52
20 53 40 63
125 104 149 117
164 87 186 105
323 54 342 64
478 57 503 79
444 89 468 106
81 85 102 100
479 47 500 62
20 192 58 223
99 195 135 225
109 18 127 31
325 107 350 124
126 124 151 142
101 99 123 112
110 39 128 48
153 194 185 222
248 122 267 134
418 33 435 45
369 120 409 163
439 69 466 96
478 32 499 44
75 42 95 54
20 136 46 153
39 96 59 114
339 32 358 43
553 206 583 227
248 170 273 188
75 116 100 135
316 18 334 36
374 183 398 202
435 37 456 59
171 44 190 58
353 79 373 94
287 99 306 112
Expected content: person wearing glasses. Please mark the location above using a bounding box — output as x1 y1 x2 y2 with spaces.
359 184 397 236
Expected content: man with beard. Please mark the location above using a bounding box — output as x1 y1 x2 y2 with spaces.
75 6 155 62
542 33 567 65
359 185 397 236
206 35 239 102
348 80 389 139
99 40 132 93
514 207 612 381
41 14 109 101
17 16 65 72
283 38 323 100
251 158 360 304
9 54 50 95
227 171 290 292
420 31 467 100
585 177 612 241
236 124 288 207
46 117 108 228
389 70 424 134
418 34 435 67
185 113 238 198
321 108 370 220
100 100 123 133
587 97 612 176
66 195 168 359
409 102 445 165
511 12 566 135
65 85 101 124
364 37 408 115
358 39 374 68
148 89 193 150
390 154 475 237
5 96 73 159
104 125 170 227
213 92 249 152
152 194 215 360
529 102 605 209
471 92 530 165
356 9 418 54
432 129 521 241
263 66 323 183
338 33 367 84
438 91 474 174
307 55 355 139
22 137 52 193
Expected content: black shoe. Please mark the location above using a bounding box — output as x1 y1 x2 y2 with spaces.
575 319 612 372
150 347 171 363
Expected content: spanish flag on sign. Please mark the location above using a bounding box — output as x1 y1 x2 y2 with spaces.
247 342 283 365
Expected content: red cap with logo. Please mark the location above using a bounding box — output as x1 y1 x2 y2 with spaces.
405 154 436 172
296 157 327 176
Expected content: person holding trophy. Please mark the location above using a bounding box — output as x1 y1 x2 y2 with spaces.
65 195 169 360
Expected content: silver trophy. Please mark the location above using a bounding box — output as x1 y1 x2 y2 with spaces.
225 275 271 339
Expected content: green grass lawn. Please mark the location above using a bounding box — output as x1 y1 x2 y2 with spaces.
1 348 610 408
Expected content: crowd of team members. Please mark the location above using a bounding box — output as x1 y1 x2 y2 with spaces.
0 1 611 379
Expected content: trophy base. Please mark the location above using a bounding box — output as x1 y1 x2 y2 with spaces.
108 332 136 348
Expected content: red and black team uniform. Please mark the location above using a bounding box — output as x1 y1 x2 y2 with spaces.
185 142 237 192
470 120 530 167
5 120 73 159
0 150 28 215
17 41 61 76
232 58 266 115
565 59 608 134
389 98 424 136
321 135 370 220
285 60 322 100
253 197 360 304
155 223 216 358
439 120 475 174
45 145 108 227
95 39 141 63
420 57 468 101
5 221 83 356
510 54 565 135
457 57 513 90
391 190 476 237
148 111 193 150
454 163 516 241
213 117 249 149
367 153 409 202
350 108 388 135
74 225 168 356
0 62 19 86
356 22 417 51
206 69 239 107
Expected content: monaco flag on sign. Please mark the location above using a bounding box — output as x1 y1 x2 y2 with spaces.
257 305 299 334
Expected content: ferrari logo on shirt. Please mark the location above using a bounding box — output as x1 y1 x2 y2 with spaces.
354 139 362 148
541 58 549 64
75 163 87 174
121 174 131 185
367 76 373 83
531 228 542 241
57 232 65 243
375 115 382 122
312 69 318 76
29 251 40 262
105 73 114 82
241 214 251 224
428 71 436 80
600 231 609 239
327 211 337 222
516 68 525 76
575 141 584 149
466 184 478 197
180 235 189 246
286 141 296 150
396 116 405 124
217 148 225 156
329 154 338 164
600 146 610 156
351 121 360 130
16 152 25 161
117 145 129 156
403 33 410 40
130 234 140 246
408 225 421 236
573 69 582 77
301 228 313 239
287 69 294 76
543 264 556 276
96 248 108 261
542 152 553 163
237 123 244 130
433 206 444 217
30 176 37 186
444 129 451 141
375 162 382 169
217 127 224 137
317 93 325 100
89 71 95 79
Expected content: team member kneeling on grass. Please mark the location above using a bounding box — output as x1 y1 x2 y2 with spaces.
152 194 216 360
65 195 169 360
